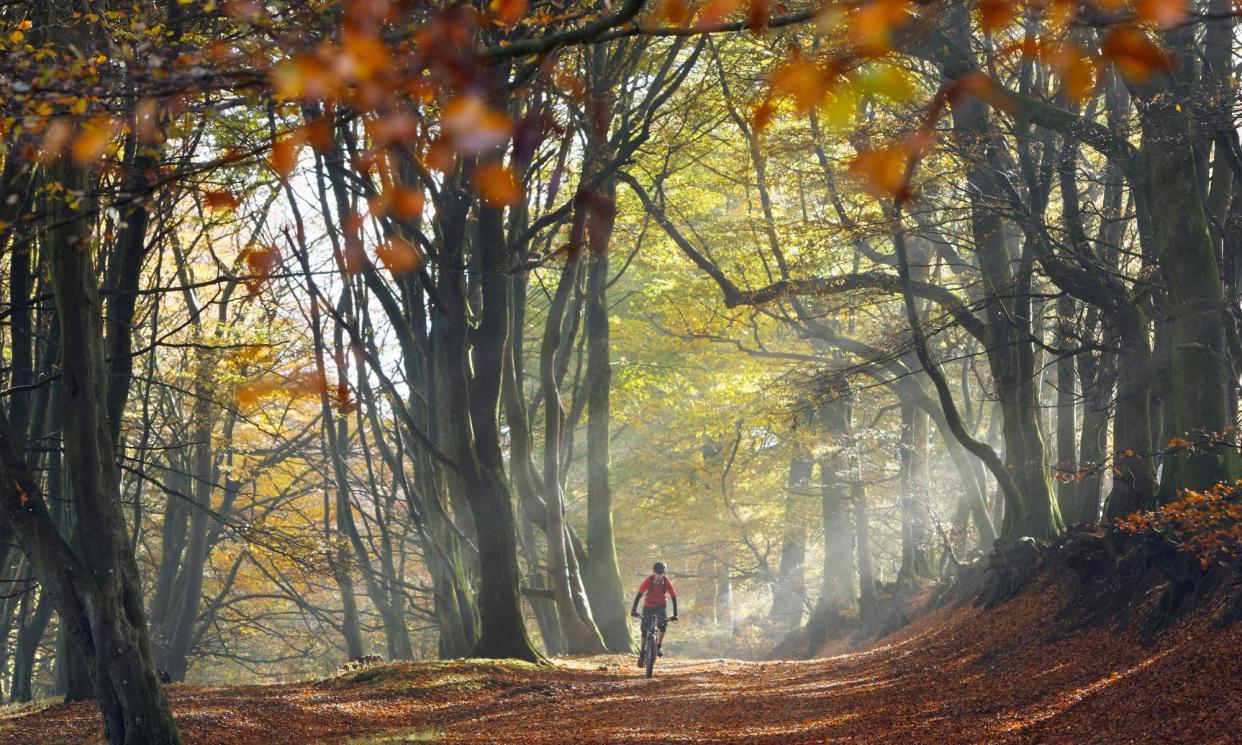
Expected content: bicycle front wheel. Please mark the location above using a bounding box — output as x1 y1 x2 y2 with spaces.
644 633 656 678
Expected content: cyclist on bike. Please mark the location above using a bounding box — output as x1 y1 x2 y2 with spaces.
631 561 678 664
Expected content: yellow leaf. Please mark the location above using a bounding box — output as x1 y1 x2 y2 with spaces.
857 63 915 103
820 85 858 130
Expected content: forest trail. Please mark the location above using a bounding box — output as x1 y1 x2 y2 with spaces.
4 575 1239 745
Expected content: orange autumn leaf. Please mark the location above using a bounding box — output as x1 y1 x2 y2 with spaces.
473 162 521 206
654 0 692 25
1135 0 1187 29
770 57 831 114
1061 52 1096 103
441 95 512 155
752 99 776 133
747 0 769 32
848 144 912 198
236 370 330 409
270 136 298 179
491 0 528 24
376 235 424 274
341 29 391 83
342 211 366 273
235 378 281 408
243 245 281 294
204 189 241 211
697 0 743 29
1046 0 1077 29
39 120 74 163
425 139 455 172
70 116 117 165
1043 43 1097 103
391 187 426 220
849 0 910 56
271 54 340 102
302 117 333 152
135 99 160 145
1102 25 1171 82
977 0 1018 32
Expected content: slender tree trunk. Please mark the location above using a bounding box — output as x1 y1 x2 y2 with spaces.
539 236 607 654
770 457 810 629
10 590 53 702
582 194 632 654
1055 297 1080 523
1105 307 1158 517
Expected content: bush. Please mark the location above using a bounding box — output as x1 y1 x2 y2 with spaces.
1115 481 1242 569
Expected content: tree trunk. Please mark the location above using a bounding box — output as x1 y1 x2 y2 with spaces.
10 589 53 702
1141 80 1238 496
434 169 541 662
1054 297 1080 523
582 196 632 655
539 238 608 654
0 157 182 744
770 457 810 629
898 400 933 580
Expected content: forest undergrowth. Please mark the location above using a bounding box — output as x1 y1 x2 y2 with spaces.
6 528 1239 745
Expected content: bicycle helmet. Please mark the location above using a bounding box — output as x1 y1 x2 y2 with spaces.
653 561 666 574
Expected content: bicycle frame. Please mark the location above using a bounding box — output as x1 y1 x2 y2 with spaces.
636 614 674 678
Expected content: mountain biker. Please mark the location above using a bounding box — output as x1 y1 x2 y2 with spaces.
631 561 678 663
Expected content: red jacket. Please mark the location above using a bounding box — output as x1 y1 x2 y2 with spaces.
637 574 676 608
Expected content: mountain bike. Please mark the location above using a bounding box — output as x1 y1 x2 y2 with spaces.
635 612 677 678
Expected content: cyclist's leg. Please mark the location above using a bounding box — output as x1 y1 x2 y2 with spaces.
655 606 668 652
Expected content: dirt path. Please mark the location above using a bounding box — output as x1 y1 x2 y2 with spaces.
4 583 1239 744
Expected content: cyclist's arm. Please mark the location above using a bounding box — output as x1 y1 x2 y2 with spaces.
630 592 644 616
668 581 678 618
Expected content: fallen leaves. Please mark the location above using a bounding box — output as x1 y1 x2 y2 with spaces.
6 587 1241 745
